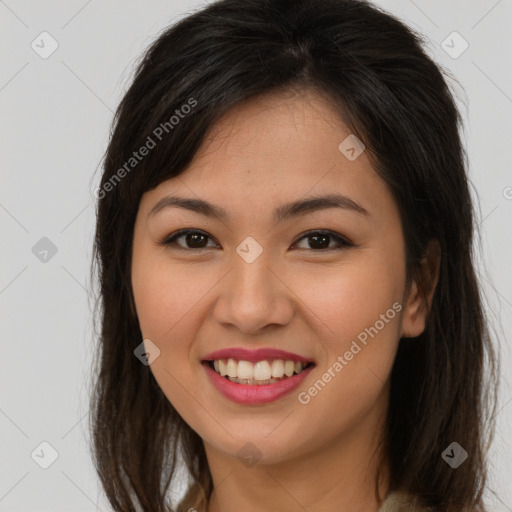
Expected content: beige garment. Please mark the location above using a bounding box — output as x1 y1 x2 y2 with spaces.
184 490 430 512
378 491 431 512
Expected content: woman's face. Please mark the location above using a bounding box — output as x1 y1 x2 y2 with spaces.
131 89 427 467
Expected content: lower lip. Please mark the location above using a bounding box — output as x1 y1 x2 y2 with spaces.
202 361 314 405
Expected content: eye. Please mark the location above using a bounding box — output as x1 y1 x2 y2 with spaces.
292 230 353 251
159 229 218 250
158 229 352 252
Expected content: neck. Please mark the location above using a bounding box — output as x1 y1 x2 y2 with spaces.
204 399 390 512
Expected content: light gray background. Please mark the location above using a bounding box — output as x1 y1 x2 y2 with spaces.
1 0 511 510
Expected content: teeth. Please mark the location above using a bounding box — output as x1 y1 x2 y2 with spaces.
271 359 285 378
211 358 309 381
253 361 272 381
284 360 295 377
238 360 254 380
226 358 238 378
226 377 280 385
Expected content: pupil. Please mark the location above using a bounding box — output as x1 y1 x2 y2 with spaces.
311 234 329 249
188 233 206 248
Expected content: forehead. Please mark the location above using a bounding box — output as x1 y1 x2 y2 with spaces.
194 88 350 171
139 88 398 228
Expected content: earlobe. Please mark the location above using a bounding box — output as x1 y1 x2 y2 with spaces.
400 279 427 338
400 239 441 339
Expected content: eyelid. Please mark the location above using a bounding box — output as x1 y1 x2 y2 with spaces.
158 228 353 251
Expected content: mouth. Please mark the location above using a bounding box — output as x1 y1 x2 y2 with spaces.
202 358 316 386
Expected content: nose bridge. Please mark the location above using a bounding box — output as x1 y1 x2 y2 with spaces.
233 247 273 300
213 243 293 333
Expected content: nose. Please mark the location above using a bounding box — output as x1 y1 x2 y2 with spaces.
212 251 295 335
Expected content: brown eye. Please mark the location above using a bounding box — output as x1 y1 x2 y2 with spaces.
160 230 217 250
292 230 352 251
159 229 352 252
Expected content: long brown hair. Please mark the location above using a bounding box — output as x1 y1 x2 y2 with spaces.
88 0 499 510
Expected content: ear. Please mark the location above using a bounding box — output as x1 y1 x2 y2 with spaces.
400 239 441 338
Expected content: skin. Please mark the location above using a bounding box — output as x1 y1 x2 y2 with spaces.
131 88 440 512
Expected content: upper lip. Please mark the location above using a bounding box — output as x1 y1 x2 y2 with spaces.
202 347 314 364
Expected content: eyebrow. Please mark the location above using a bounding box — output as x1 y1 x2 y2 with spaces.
149 193 369 222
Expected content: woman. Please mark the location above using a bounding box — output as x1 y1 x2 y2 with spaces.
89 0 499 510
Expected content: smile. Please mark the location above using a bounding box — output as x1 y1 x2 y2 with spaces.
202 360 315 405
207 358 313 385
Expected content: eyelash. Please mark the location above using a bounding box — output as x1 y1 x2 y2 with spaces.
158 229 353 252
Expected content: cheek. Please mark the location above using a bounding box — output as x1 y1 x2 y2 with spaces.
132 252 205 341
295 251 405 348
131 254 207 415
290 246 405 410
